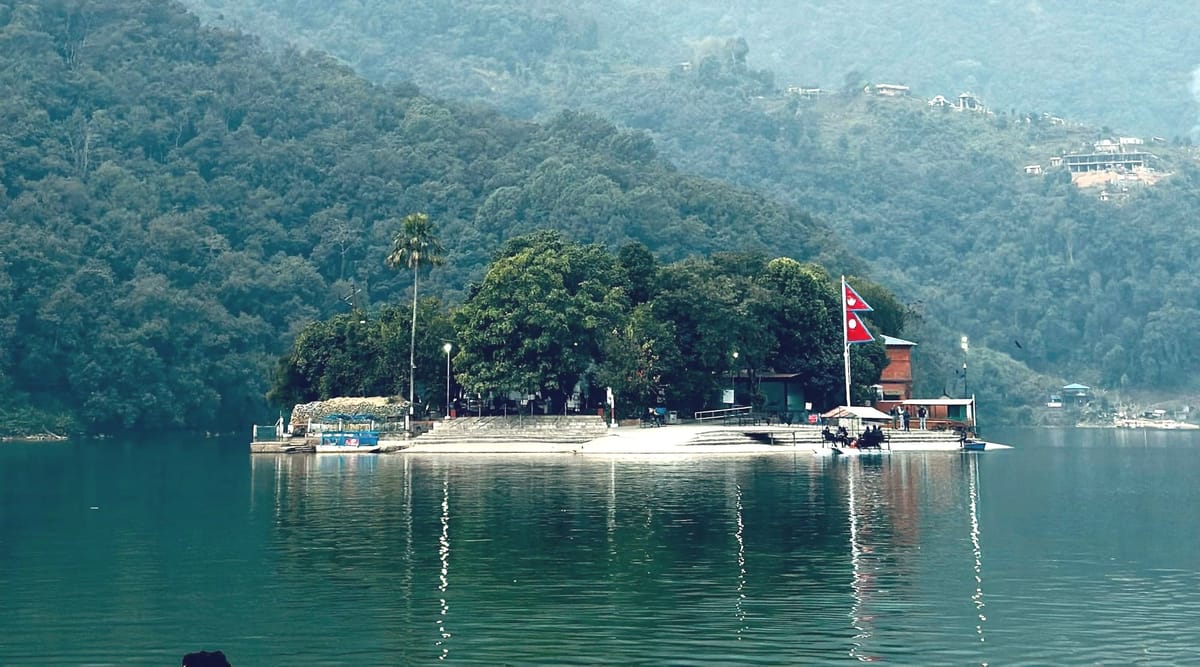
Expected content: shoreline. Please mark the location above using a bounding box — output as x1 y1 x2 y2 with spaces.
254 423 1010 454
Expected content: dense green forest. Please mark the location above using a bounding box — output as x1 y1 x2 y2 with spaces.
0 0 853 435
7 0 1199 435
179 0 1200 411
273 233 897 419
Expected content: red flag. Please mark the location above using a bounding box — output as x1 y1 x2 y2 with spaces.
844 283 873 311
846 310 875 343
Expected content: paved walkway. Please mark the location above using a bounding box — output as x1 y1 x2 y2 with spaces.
398 423 1010 454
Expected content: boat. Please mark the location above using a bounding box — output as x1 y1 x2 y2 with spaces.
314 413 382 453
316 431 381 453
960 438 986 452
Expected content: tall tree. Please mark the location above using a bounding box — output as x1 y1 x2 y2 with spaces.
454 231 627 411
386 212 444 429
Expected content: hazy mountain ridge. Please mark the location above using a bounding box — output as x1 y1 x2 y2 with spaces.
185 0 1200 138
179 0 1200 408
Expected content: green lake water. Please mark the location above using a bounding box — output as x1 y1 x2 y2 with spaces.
2 427 1199 665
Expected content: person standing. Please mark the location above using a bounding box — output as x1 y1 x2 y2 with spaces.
918 405 928 430
902 409 910 431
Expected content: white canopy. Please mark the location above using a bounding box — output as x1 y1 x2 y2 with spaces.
901 398 974 406
821 405 893 422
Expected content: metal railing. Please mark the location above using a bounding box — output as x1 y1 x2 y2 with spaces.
693 405 752 422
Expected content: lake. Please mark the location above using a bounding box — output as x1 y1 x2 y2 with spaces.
2 426 1199 665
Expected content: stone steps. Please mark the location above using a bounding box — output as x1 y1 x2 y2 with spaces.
414 415 609 446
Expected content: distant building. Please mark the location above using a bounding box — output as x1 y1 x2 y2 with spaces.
1063 151 1149 173
1062 383 1091 405
868 83 910 96
1024 164 1043 175
786 86 824 99
1049 156 1063 167
877 335 917 408
957 92 985 111
928 94 952 108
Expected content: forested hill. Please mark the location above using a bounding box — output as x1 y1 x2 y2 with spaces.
180 0 1200 408
183 0 1200 141
0 0 845 435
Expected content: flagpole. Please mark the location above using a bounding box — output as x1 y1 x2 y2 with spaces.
842 275 851 406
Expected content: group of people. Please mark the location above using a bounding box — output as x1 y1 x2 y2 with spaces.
889 404 929 431
821 424 887 449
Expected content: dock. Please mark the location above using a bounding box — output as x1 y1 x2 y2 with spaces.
251 415 994 454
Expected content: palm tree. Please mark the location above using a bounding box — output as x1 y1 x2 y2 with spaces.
386 213 444 431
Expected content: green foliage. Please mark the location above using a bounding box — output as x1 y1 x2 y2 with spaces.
453 231 628 408
268 300 455 408
0 0 846 433
448 233 892 417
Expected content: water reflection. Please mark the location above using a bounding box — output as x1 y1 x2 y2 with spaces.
839 453 992 663
9 432 1200 663
436 474 452 660
734 482 747 638
847 460 882 663
242 451 997 664
967 453 987 644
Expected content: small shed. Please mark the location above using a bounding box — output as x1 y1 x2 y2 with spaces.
900 398 976 430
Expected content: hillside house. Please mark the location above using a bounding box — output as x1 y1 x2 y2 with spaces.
1063 151 1149 173
868 83 910 96
1062 383 1091 405
957 92 985 111
786 86 823 99
1024 164 1043 175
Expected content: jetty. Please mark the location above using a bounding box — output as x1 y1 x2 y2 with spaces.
252 414 982 454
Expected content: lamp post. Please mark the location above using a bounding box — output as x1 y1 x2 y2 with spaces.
960 335 970 397
730 351 739 406
443 342 453 420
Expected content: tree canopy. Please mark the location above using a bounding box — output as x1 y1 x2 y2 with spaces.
0 0 848 434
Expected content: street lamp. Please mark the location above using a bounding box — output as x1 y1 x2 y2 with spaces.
960 335 969 397
730 351 739 406
443 342 453 419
